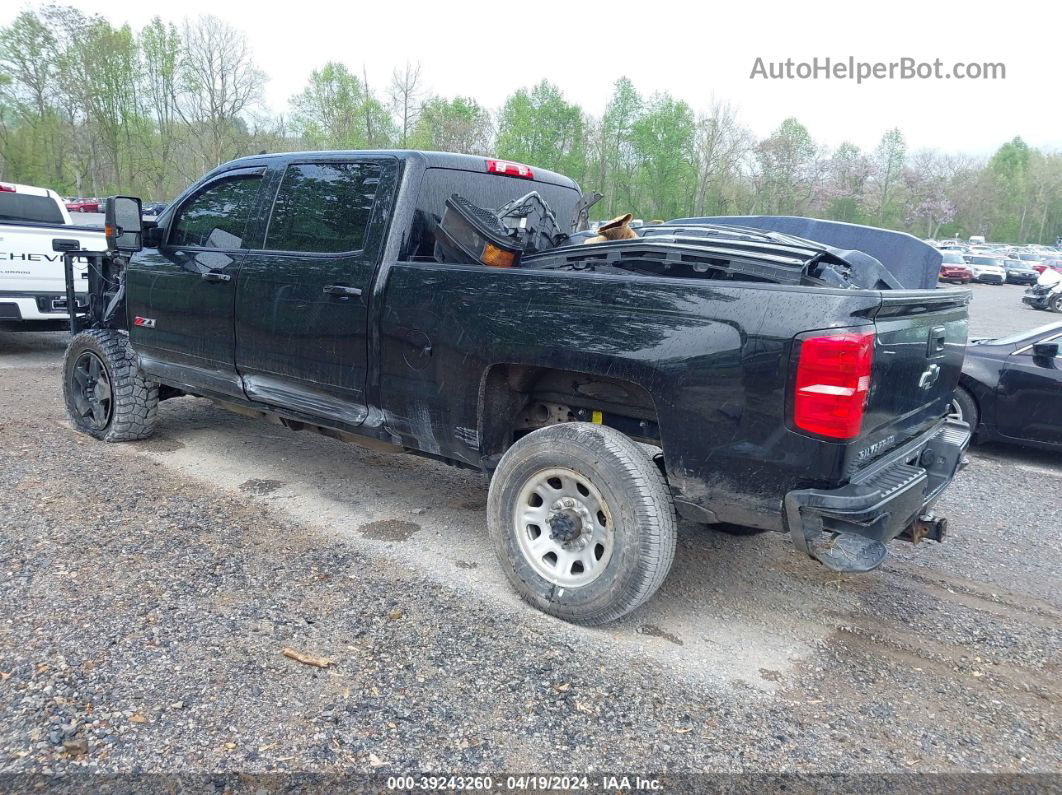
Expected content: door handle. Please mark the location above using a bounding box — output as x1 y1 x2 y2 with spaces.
201 271 231 283
323 284 362 297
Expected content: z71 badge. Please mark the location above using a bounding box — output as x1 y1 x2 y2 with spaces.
133 316 156 328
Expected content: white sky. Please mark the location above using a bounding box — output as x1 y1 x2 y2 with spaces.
6 0 1060 155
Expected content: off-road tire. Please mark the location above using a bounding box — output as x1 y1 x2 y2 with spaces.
63 329 158 442
488 422 677 625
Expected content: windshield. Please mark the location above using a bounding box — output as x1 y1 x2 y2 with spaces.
941 251 965 264
1019 253 1041 261
969 256 1003 265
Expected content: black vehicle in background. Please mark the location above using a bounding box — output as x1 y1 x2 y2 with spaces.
1002 258 1039 285
950 322 1062 451
56 150 971 624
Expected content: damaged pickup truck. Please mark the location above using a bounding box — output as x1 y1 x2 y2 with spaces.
59 150 971 624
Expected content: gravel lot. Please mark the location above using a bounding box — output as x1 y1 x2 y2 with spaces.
0 281 1059 783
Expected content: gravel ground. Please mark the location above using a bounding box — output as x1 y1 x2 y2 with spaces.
0 288 1059 784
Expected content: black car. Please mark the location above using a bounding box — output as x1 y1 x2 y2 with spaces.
1002 258 1039 285
951 322 1062 451
141 202 167 219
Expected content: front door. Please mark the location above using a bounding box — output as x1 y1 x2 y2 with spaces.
126 167 266 398
234 158 395 427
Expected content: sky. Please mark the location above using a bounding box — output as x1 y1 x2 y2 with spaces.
5 0 1059 155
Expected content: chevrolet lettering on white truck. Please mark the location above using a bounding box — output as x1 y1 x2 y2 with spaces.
0 181 106 325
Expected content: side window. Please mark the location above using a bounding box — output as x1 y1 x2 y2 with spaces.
170 174 263 249
265 162 382 253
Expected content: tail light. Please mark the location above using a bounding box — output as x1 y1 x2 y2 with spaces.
0 184 14 193
486 159 533 179
793 331 875 439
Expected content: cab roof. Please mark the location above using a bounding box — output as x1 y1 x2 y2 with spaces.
218 150 580 190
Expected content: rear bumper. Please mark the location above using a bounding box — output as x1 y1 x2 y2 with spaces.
0 293 88 321
973 274 1004 284
785 420 971 563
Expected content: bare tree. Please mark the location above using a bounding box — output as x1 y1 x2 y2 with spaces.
177 15 265 169
692 99 751 215
869 128 906 225
389 61 422 148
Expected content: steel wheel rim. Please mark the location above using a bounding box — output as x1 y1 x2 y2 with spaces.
947 399 963 422
71 351 113 430
513 467 614 588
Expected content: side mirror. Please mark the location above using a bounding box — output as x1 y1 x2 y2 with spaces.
1032 341 1059 358
104 196 143 253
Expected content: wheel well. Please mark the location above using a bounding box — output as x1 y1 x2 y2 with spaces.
478 364 662 471
955 378 981 412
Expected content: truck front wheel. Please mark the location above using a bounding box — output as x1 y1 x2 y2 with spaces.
488 423 677 624
63 329 158 442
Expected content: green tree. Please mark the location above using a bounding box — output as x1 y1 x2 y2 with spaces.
495 80 586 182
411 96 491 154
290 61 394 150
986 136 1032 242
139 18 183 191
754 117 819 215
630 93 696 219
597 77 641 216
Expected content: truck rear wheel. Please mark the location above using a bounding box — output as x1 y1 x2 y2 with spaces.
63 329 158 442
488 423 676 625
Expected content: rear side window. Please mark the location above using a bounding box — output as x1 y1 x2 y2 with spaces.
265 162 382 253
170 174 263 249
0 192 64 224
408 168 581 259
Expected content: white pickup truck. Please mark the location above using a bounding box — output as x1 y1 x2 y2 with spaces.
0 181 106 325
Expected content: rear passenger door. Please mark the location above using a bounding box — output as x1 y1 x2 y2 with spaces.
234 158 396 427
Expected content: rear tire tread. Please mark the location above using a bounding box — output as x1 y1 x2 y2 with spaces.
488 423 677 625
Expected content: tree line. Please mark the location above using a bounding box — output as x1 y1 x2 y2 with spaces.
2 6 1059 244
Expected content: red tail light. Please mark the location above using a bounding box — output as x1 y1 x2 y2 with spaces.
0 184 15 192
486 159 533 179
793 331 875 439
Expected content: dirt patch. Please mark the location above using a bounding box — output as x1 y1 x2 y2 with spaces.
449 496 487 510
238 478 284 495
358 519 422 542
638 624 684 646
455 560 479 570
131 436 186 453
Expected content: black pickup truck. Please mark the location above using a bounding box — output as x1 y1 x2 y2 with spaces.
59 150 971 624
